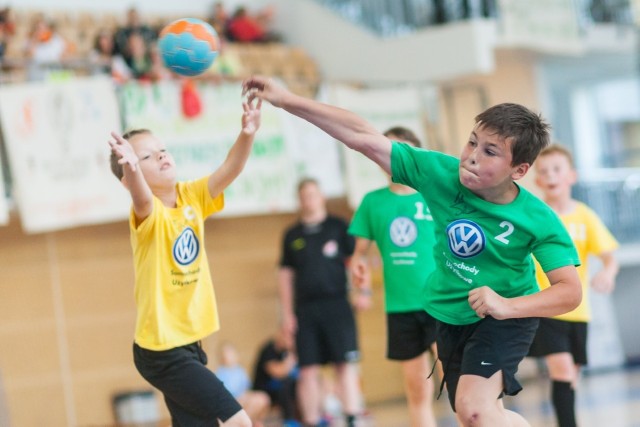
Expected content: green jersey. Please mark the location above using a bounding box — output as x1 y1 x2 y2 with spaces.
391 142 580 325
349 187 436 313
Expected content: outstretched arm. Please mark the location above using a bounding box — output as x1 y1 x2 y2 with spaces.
108 132 154 221
468 265 582 319
208 99 262 199
242 76 393 174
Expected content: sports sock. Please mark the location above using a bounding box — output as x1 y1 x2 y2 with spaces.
345 414 356 427
551 380 576 427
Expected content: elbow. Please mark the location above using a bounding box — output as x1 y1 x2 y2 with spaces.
566 282 583 312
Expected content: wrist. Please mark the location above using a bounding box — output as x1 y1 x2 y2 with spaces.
357 287 372 296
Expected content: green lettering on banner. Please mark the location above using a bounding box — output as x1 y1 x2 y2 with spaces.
253 136 284 158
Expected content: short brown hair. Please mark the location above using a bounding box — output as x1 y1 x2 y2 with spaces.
109 129 151 180
297 177 319 193
538 143 574 168
475 103 550 166
383 126 421 147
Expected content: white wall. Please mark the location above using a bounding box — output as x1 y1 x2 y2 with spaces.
271 0 498 84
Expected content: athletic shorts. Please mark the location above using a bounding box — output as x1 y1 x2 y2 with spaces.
436 316 539 412
295 298 359 367
386 310 437 361
133 342 242 425
528 318 588 365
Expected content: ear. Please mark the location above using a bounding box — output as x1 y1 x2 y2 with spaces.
569 168 578 185
511 163 530 181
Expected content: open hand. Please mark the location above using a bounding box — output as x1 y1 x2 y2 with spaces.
108 131 139 173
241 97 262 135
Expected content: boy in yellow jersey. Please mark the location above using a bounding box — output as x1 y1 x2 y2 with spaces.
108 97 262 427
528 144 619 427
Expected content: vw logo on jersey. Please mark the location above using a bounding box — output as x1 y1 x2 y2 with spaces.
446 219 485 258
173 227 200 266
389 217 418 247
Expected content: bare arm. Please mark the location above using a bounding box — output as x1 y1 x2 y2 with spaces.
243 76 393 174
264 353 297 379
278 267 297 336
208 99 262 199
351 238 374 310
591 251 619 293
469 265 582 319
108 132 154 221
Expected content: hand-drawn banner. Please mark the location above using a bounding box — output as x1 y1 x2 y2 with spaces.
0 76 129 233
119 81 299 216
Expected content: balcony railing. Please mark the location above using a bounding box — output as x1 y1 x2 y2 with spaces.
573 170 640 244
314 0 634 37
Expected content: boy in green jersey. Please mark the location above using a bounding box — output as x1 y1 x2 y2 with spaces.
349 127 439 427
241 77 581 427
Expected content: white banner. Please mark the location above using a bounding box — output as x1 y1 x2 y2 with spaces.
120 81 298 216
279 85 345 198
497 0 583 54
329 85 426 209
0 76 129 233
0 158 8 226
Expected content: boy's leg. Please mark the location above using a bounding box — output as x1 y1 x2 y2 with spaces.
400 353 437 427
387 311 438 427
438 317 538 426
133 342 246 426
546 352 580 427
455 371 530 427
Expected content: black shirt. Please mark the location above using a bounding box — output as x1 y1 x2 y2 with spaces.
279 216 355 305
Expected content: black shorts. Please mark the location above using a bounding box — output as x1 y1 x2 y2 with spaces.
436 316 539 412
528 318 588 365
295 298 359 367
133 342 242 425
386 310 437 361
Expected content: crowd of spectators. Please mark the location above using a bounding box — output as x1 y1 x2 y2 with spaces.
0 2 282 84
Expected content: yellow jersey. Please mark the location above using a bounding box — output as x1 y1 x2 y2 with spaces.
535 201 618 322
130 176 224 350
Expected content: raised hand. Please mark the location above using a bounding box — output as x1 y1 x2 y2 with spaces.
242 75 289 108
241 98 262 135
108 131 139 173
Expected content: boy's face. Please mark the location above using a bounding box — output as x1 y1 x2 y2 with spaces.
534 152 576 200
129 133 176 188
459 124 528 193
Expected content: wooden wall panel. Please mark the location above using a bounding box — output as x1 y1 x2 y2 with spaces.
0 203 405 426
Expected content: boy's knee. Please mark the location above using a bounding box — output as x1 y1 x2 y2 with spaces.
455 394 491 426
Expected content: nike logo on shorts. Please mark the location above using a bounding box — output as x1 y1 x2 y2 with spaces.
481 361 493 366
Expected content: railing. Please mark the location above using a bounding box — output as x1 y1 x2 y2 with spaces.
573 169 640 244
313 0 634 37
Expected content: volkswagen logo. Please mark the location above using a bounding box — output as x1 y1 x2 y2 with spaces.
389 217 418 247
173 227 200 266
446 219 485 258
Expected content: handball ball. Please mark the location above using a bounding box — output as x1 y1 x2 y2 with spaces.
158 18 219 77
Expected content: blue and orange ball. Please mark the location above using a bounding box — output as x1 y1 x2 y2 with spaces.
158 18 219 77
